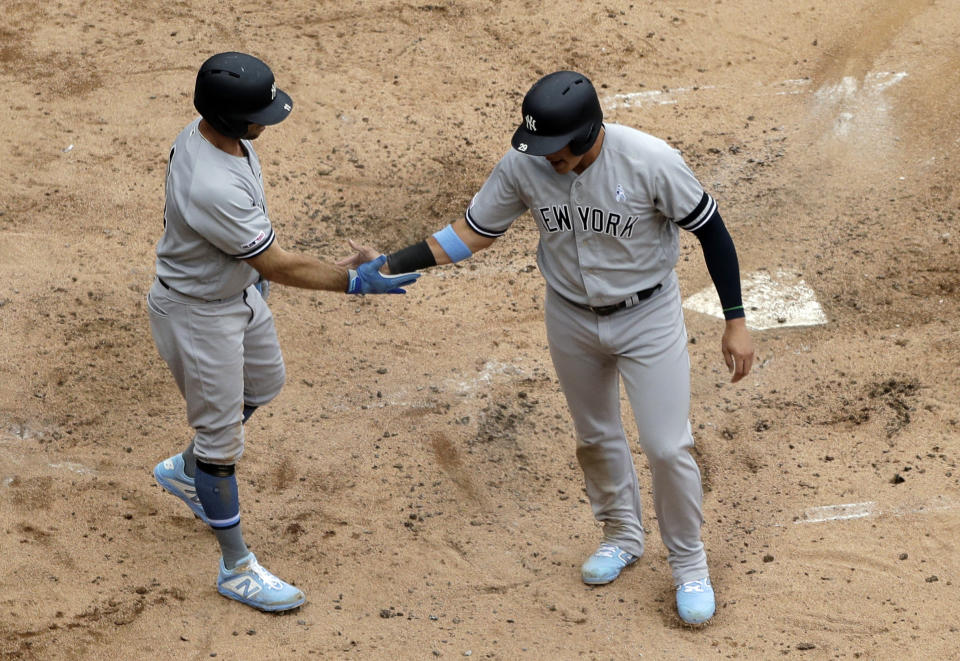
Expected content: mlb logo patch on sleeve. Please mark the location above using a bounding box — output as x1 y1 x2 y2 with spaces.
241 231 266 251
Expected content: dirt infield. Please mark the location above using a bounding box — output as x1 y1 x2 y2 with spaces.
2 1 959 659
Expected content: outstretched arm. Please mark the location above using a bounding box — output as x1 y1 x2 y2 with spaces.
691 212 755 382
247 242 419 294
248 242 350 290
339 217 497 273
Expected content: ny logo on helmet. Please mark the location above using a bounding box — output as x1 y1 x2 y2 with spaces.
271 83 277 100
525 115 537 132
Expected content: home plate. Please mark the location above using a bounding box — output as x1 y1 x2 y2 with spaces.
683 270 827 330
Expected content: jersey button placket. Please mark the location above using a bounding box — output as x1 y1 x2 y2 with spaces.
571 182 596 298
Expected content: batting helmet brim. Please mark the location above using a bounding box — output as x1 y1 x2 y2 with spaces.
510 125 582 156
242 87 294 126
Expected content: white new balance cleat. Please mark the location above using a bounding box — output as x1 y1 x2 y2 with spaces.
217 553 305 612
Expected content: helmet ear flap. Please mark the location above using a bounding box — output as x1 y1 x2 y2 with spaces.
569 121 600 156
205 113 247 139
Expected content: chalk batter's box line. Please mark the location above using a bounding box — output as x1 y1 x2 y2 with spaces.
795 499 959 524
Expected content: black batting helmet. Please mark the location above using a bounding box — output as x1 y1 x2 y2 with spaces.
511 71 603 156
193 52 293 139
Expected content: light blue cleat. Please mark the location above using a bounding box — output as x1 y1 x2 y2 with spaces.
217 553 305 612
581 542 639 585
676 577 715 624
154 454 209 525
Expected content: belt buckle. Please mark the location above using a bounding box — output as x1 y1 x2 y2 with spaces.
592 302 622 316
587 284 660 316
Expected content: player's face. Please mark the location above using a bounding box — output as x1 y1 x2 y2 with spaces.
544 145 583 175
243 124 266 140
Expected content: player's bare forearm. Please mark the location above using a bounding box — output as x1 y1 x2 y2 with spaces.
270 257 349 291
721 317 755 383
248 243 349 291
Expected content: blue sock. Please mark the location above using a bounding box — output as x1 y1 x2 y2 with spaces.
195 461 241 529
181 440 197 478
242 405 258 424
196 461 249 567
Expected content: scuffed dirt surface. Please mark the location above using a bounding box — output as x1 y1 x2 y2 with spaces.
2 1 959 659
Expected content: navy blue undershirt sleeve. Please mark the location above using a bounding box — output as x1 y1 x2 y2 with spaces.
687 204 745 320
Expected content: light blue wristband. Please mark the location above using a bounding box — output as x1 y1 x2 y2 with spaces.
432 224 472 263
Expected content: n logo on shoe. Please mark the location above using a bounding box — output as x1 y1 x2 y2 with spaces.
171 477 201 505
178 481 200 504
222 576 262 599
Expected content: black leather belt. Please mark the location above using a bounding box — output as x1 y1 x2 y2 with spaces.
560 283 662 316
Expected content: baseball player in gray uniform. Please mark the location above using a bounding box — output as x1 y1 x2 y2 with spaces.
341 71 754 624
149 52 418 612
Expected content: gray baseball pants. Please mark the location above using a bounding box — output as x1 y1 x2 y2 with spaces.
147 279 285 464
545 270 708 585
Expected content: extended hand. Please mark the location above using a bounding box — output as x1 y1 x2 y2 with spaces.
721 318 755 383
347 255 420 294
337 239 382 269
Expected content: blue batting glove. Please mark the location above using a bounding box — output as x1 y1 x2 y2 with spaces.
254 277 270 300
347 255 421 294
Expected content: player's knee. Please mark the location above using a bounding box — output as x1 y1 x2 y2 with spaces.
641 436 695 466
572 428 612 449
266 361 286 399
645 445 685 466
247 361 285 407
273 356 286 383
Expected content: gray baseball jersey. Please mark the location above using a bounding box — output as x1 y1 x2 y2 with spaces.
156 118 275 301
466 123 716 307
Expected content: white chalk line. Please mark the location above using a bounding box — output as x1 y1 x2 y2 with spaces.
796 497 960 524
48 462 95 475
603 85 716 109
813 72 908 139
813 72 907 104
603 72 907 119
603 78 810 109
